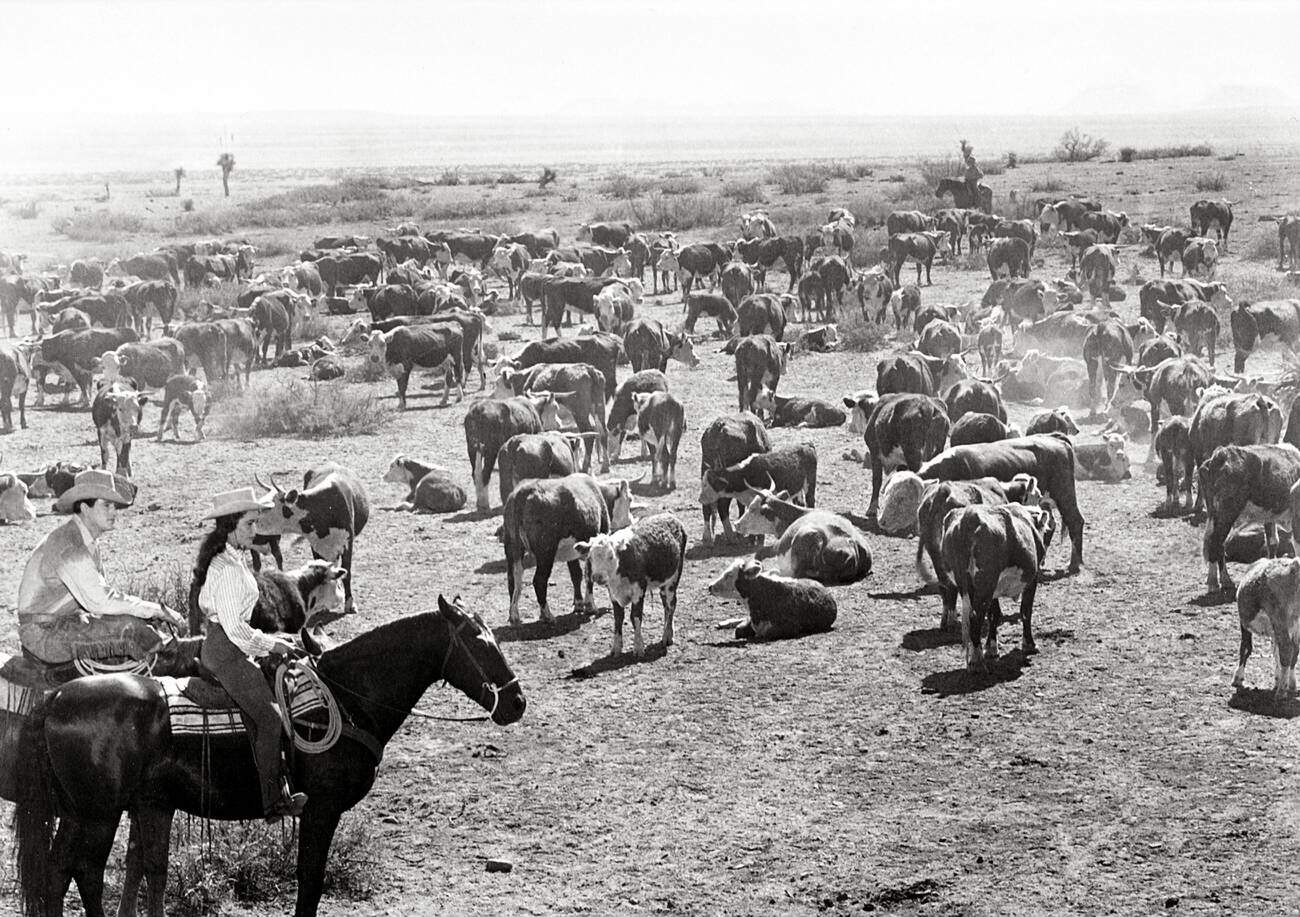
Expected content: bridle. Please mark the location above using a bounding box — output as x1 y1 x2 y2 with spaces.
436 612 519 723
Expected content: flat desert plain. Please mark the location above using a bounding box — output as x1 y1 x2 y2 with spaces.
0 145 1299 916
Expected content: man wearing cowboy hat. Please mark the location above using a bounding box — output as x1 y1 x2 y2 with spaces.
17 468 187 669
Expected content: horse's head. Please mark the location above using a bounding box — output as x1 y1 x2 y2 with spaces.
436 595 526 725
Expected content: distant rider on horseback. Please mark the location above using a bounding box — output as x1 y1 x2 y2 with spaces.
17 469 189 673
193 486 308 821
961 139 983 205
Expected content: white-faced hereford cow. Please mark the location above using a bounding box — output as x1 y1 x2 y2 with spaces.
503 472 634 625
155 374 208 443
382 455 467 513
91 382 147 478
622 318 697 373
1199 444 1300 593
494 361 610 472
508 331 622 402
368 325 463 408
845 392 951 519
1189 391 1284 514
575 512 687 657
607 369 669 460
941 502 1054 670
733 490 872 584
0 472 36 523
707 559 838 640
257 463 370 614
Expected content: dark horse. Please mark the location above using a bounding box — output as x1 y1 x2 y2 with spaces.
934 177 993 213
13 595 526 917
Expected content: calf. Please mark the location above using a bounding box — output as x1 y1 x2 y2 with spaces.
891 284 923 331
853 267 893 322
607 370 669 461
760 394 846 428
251 560 348 632
502 472 634 625
257 463 370 614
382 455 467 513
950 412 1013 446
575 512 688 656
734 334 791 418
633 391 685 490
155 374 208 443
0 472 36 523
463 392 562 511
91 382 147 478
1234 556 1300 700
496 431 581 505
1079 244 1120 308
707 559 838 640
976 324 1004 376
941 503 1053 670
733 491 872 583
1181 237 1220 279
683 292 737 336
1073 433 1132 482
1201 444 1300 592
1154 416 1193 510
623 318 697 373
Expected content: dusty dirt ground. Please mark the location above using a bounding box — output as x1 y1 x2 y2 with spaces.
0 149 1299 915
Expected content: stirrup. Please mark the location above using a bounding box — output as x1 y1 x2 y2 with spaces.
264 790 308 822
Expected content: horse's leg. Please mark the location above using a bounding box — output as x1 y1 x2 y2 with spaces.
118 808 173 917
294 807 343 917
59 815 120 917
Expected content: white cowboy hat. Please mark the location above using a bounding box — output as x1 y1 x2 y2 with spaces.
202 486 274 520
54 469 134 513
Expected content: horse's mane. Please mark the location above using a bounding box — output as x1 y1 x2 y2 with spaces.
319 611 443 669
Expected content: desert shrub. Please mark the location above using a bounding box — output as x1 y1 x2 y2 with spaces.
1135 144 1214 160
436 168 462 187
418 196 525 222
15 200 40 219
321 817 384 899
54 210 146 242
497 172 525 184
1119 146 1136 163
1030 176 1068 193
600 173 651 198
215 377 392 439
768 164 828 195
125 561 192 627
169 822 297 915
1005 152 1018 169
837 309 889 353
1195 171 1228 192
597 192 728 232
463 173 497 186
1053 127 1108 162
167 209 236 237
721 179 765 204
523 187 552 198
917 156 960 185
658 176 702 195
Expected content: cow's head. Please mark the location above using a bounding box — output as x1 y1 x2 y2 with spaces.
655 251 679 274
1004 473 1043 507
366 330 388 366
606 477 634 530
877 471 925 535
734 488 792 537
297 559 349 624
525 391 568 431
1203 282 1232 311
923 230 953 258
576 223 593 242
1039 204 1061 234
189 378 209 429
96 350 122 381
843 390 877 435
0 473 36 524
664 332 697 368
707 557 761 600
753 385 776 418
1125 317 1157 348
383 454 414 486
776 341 793 374
572 530 625 586
493 368 526 399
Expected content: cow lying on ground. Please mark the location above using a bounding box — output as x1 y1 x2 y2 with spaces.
0 472 36 523
708 558 838 640
731 489 872 584
382 455 467 513
941 503 1054 670
1234 556 1300 699
503 472 634 626
1024 407 1080 437
575 512 687 657
1074 433 1132 482
1200 443 1300 593
758 393 846 428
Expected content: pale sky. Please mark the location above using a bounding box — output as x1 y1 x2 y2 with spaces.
1 0 1296 118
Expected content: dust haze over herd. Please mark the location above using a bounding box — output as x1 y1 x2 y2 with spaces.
2 1 1300 916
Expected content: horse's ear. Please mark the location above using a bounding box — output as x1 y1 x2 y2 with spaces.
300 625 326 658
437 594 456 616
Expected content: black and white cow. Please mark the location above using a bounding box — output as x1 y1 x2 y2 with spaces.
707 559 838 640
155 374 208 443
257 463 371 614
607 370 669 461
846 391 950 519
575 512 687 657
633 391 685 490
502 472 634 625
699 412 770 544
91 382 147 478
941 502 1054 670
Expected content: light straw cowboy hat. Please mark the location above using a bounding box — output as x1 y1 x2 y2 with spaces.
54 469 135 513
202 486 275 520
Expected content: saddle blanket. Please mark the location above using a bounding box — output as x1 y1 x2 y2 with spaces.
159 667 328 736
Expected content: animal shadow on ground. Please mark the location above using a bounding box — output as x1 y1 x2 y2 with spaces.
1150 503 1192 520
566 642 669 679
871 585 931 602
1039 567 1076 584
447 508 497 524
493 606 598 643
842 511 890 536
1228 688 1300 720
901 626 962 651
1190 587 1235 608
921 650 1031 696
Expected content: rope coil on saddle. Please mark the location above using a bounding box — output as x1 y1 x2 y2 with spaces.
273 658 342 754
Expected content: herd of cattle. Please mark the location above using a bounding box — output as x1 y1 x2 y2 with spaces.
5 187 1300 692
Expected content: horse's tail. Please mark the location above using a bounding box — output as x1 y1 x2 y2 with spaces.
15 704 57 917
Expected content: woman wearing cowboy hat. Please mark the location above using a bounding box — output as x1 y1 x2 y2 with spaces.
17 468 187 670
193 486 308 821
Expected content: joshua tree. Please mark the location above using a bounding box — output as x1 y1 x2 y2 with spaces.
538 167 557 189
174 166 186 196
217 152 235 197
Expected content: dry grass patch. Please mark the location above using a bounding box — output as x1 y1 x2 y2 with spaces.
215 377 392 439
1195 171 1229 192
53 209 147 242
768 163 829 195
